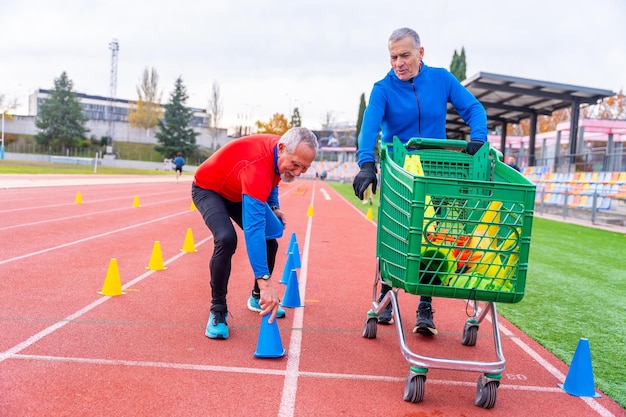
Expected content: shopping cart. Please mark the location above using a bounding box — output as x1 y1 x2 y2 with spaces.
362 137 536 409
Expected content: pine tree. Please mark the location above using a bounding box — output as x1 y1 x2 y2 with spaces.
35 71 89 152
155 77 199 158
450 47 467 82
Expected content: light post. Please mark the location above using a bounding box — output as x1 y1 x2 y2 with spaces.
1 96 19 160
245 103 260 135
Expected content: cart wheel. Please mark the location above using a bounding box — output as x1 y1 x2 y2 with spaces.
475 375 498 409
403 373 426 403
462 324 478 346
362 317 378 339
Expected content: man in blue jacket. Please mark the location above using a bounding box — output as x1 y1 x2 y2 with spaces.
353 27 487 336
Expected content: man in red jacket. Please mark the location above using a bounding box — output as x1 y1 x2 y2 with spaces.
192 127 318 339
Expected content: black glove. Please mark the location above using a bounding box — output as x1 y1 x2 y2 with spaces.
353 162 378 200
466 140 486 155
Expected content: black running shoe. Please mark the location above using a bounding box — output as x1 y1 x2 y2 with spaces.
413 303 437 335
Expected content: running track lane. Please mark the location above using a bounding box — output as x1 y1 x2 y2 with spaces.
0 177 623 416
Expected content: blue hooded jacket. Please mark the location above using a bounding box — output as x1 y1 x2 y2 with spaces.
356 63 487 165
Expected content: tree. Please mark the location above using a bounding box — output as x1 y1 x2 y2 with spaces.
35 71 89 152
127 67 163 138
355 93 367 151
450 47 467 82
207 80 223 149
583 89 626 120
155 76 199 158
290 107 302 127
0 94 18 121
255 113 290 135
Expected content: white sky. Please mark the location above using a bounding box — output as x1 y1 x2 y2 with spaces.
1 0 625 132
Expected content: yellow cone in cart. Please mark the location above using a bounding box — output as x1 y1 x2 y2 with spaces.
464 201 503 273
404 155 436 233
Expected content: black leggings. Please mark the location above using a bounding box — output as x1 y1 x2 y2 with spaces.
380 283 432 307
191 183 278 312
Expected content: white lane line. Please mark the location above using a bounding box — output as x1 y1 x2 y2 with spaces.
0 210 191 265
497 323 614 416
0 235 214 364
278 181 316 417
9 353 571 395
0 190 180 214
0 198 186 232
319 187 331 200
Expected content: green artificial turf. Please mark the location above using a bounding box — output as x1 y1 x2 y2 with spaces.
328 181 626 407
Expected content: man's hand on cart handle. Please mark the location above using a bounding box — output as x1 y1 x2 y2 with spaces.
466 140 486 155
353 162 378 200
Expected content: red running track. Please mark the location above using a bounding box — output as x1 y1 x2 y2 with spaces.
0 175 623 416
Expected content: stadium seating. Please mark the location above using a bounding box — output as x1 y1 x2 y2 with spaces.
525 166 626 211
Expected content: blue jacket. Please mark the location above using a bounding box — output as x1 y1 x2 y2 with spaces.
356 63 487 165
174 156 185 168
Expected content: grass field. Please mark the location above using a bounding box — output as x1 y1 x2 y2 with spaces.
328 182 626 408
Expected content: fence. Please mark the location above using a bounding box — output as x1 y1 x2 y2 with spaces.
526 167 626 226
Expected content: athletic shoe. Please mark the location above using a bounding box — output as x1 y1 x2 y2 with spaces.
247 294 286 318
377 292 394 325
205 311 229 339
413 303 437 336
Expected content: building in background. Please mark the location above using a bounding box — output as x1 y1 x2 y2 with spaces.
5 89 230 150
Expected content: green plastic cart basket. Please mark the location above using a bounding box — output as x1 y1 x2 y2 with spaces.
376 137 536 303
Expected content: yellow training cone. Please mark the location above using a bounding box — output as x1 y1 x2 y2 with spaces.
307 205 314 217
133 195 141 207
181 228 197 253
75 192 83 204
190 201 197 211
366 207 373 221
99 259 125 296
146 241 167 270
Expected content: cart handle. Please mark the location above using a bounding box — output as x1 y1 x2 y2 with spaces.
405 137 468 151
386 136 503 161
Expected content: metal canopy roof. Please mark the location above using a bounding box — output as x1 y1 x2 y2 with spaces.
446 72 615 139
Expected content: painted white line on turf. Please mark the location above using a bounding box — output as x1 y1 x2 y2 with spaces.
278 181 316 417
319 187 331 200
0 235 214 364
0 210 192 265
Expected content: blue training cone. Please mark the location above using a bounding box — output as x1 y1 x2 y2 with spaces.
281 269 303 308
289 240 301 269
265 204 284 239
280 255 293 285
558 338 601 397
286 232 297 254
254 314 286 358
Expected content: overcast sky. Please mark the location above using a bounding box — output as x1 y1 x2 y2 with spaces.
2 0 625 132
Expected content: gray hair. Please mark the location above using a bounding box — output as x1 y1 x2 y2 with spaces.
279 127 319 153
389 28 421 48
